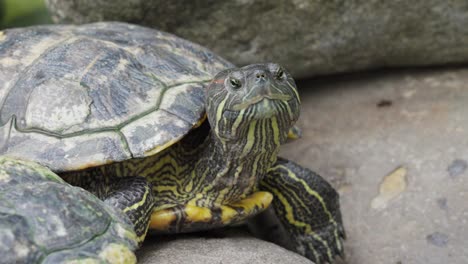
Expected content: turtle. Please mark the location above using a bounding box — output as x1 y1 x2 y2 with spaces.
0 22 345 263
0 156 139 263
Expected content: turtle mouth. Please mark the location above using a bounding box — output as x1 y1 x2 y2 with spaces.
230 94 292 111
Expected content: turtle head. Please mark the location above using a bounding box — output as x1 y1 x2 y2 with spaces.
206 63 300 142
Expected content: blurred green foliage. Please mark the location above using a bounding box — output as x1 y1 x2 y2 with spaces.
1 0 52 29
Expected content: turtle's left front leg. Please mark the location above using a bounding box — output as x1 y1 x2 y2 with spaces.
256 157 346 264
62 173 155 245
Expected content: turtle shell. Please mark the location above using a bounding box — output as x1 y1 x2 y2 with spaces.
0 22 233 172
0 156 138 263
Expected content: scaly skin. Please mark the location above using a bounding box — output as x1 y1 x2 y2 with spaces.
260 158 346 263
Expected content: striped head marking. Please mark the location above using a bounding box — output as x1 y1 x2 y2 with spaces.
206 63 300 142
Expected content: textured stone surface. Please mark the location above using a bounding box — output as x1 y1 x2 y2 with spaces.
280 66 468 263
46 0 468 78
138 230 314 264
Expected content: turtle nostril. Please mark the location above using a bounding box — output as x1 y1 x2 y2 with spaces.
256 73 266 79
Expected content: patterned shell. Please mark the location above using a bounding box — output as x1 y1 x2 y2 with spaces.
0 22 233 172
0 156 138 263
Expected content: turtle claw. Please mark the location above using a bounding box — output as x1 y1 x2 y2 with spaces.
294 221 346 264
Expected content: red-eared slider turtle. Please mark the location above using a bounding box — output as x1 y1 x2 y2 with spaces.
0 156 139 263
0 22 345 263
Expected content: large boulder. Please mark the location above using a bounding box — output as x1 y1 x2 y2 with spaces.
46 0 468 78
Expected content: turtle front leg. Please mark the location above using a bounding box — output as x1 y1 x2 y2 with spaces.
256 157 346 264
102 177 155 244
149 192 272 234
62 174 155 245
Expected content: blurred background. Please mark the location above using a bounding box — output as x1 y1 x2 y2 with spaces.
2 1 468 263
0 0 51 29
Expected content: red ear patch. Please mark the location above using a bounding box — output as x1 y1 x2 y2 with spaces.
212 78 225 85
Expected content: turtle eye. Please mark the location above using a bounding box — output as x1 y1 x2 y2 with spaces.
229 78 242 89
275 67 285 80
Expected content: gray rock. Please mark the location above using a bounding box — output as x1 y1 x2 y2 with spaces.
281 66 468 263
46 0 468 78
137 230 314 264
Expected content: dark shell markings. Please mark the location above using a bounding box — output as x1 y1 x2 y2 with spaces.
0 22 233 172
0 156 138 263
